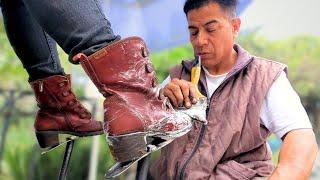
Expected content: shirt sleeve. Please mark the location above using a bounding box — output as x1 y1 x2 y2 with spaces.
260 71 312 139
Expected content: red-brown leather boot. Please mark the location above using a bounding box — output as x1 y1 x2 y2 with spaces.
30 74 103 148
73 37 192 177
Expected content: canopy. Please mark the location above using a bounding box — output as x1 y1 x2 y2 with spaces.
100 0 252 51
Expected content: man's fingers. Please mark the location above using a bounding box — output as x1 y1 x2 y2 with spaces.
164 82 182 107
173 79 194 108
172 86 184 106
189 83 198 104
178 81 192 108
163 88 179 107
169 80 185 106
163 78 199 108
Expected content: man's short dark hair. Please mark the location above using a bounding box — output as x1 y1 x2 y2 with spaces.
183 0 237 17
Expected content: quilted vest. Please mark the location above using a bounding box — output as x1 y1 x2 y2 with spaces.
150 44 287 180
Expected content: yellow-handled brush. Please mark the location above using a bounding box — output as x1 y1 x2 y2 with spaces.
191 56 206 99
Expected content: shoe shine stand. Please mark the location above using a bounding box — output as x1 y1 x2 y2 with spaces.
57 141 150 180
58 139 75 180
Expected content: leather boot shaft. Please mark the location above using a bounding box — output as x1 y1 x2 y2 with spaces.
73 37 157 95
74 37 191 136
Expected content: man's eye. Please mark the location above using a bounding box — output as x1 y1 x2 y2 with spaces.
190 31 198 36
207 28 216 32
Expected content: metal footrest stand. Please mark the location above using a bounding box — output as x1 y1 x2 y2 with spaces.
58 139 75 180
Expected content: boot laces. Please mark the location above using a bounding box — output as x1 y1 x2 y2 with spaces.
58 80 91 119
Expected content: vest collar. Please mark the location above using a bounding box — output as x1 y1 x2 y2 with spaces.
181 44 253 75
180 44 254 95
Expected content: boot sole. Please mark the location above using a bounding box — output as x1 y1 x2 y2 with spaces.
105 123 192 178
35 130 104 148
106 133 174 179
107 123 192 162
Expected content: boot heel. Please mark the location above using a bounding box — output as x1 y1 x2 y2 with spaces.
107 132 171 162
36 132 59 148
105 133 172 178
107 132 152 162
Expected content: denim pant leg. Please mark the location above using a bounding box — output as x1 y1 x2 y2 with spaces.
21 0 120 62
0 0 65 81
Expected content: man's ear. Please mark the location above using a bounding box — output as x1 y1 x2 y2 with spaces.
232 17 241 38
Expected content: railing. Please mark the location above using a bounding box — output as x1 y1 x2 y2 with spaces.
0 89 34 167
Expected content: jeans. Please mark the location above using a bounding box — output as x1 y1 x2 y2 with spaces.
0 0 119 81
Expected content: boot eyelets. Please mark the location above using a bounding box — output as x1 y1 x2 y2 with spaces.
80 114 87 119
141 47 149 57
68 100 75 106
74 107 80 112
145 64 154 73
79 108 87 114
62 91 70 97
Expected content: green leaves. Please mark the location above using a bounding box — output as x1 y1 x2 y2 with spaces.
237 32 320 99
150 44 194 81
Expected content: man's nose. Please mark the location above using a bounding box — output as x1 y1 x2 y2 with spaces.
195 32 208 46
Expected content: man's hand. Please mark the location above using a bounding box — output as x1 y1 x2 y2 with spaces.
163 78 198 108
269 129 318 180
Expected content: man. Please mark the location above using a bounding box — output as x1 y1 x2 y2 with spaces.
0 0 192 166
150 0 318 179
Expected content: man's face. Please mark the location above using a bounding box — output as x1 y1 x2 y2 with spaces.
187 2 240 69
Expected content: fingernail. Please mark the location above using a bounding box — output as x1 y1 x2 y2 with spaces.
192 98 197 104
186 102 191 107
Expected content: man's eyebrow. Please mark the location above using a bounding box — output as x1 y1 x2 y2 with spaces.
188 20 218 29
204 20 218 26
188 25 197 29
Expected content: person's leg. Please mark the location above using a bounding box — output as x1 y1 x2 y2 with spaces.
0 0 64 81
12 0 193 170
0 0 103 148
21 0 120 62
21 0 192 132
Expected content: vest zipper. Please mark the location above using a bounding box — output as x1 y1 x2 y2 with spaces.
178 59 253 179
178 82 226 180
179 123 206 180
